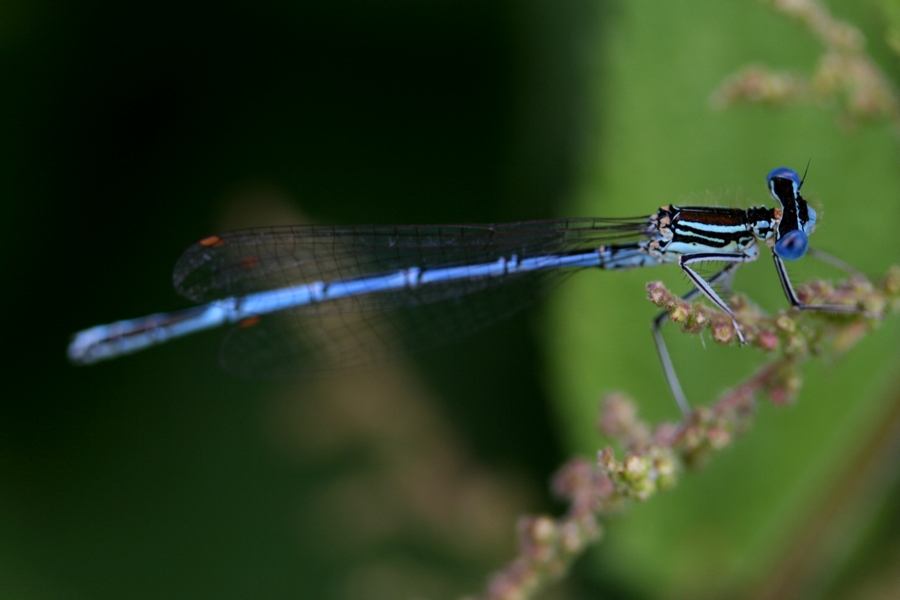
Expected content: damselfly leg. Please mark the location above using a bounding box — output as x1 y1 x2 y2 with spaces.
653 264 740 415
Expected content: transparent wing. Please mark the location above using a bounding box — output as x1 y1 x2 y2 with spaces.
169 218 654 377
172 218 653 303
218 269 565 378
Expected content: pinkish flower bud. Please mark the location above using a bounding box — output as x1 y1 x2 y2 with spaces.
784 334 808 357
559 522 584 553
775 314 796 332
706 426 731 448
623 454 650 480
646 281 670 306
597 447 616 471
757 330 779 351
531 516 557 544
551 458 593 501
653 423 680 446
670 302 690 323
599 394 638 437
768 387 790 405
712 321 735 343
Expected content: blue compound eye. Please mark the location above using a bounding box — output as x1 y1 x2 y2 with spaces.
766 167 802 188
803 204 817 235
774 230 809 260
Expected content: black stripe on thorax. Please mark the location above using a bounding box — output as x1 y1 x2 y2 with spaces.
669 207 753 246
673 206 749 226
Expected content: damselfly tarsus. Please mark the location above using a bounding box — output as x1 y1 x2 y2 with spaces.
68 167 862 413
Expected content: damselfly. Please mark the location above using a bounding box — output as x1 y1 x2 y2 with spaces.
68 167 860 413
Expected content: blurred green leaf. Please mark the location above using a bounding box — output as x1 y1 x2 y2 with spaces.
547 0 900 596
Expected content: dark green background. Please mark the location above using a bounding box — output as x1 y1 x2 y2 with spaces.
3 1 900 599
3 2 600 598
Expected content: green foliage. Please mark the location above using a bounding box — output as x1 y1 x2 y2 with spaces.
544 0 900 597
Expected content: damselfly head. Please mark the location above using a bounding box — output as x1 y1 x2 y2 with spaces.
767 167 816 261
